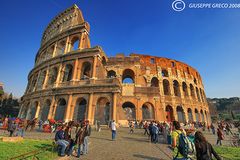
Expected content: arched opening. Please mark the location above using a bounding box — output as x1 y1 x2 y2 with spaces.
29 101 38 120
95 97 110 125
122 102 136 120
46 45 54 59
176 106 185 123
182 82 188 97
173 80 181 97
122 69 135 83
37 71 46 90
200 89 204 102
142 102 155 120
63 64 73 82
187 108 193 122
196 87 201 102
200 109 205 122
107 70 116 78
190 84 195 99
54 98 67 121
165 105 174 122
151 77 159 87
49 67 58 84
194 78 197 85
162 69 169 77
163 79 170 95
71 37 80 51
40 100 51 121
195 108 199 122
73 98 87 122
56 40 66 55
81 62 91 79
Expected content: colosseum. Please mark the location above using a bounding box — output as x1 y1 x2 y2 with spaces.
18 5 210 126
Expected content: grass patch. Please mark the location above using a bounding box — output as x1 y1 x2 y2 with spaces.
214 146 240 160
0 139 58 160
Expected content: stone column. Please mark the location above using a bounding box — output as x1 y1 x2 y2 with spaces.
48 96 56 119
136 97 141 120
52 43 58 57
55 63 63 87
112 92 117 121
72 58 79 80
34 102 41 119
64 95 72 122
42 68 49 89
79 33 84 49
184 110 188 123
64 36 70 54
91 55 98 79
87 93 94 124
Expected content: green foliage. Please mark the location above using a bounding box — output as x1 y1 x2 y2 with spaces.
214 146 240 160
0 139 58 160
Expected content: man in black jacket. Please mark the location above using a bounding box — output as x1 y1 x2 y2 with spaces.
83 120 91 155
55 125 69 156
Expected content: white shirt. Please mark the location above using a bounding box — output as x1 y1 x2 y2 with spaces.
111 122 116 131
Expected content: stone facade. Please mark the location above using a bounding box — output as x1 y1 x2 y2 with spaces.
19 5 211 126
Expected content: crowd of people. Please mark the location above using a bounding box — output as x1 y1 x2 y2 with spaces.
1 116 240 159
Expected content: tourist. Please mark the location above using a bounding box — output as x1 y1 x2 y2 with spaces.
152 122 159 143
97 120 101 132
129 121 134 134
171 120 187 160
8 120 16 137
55 125 69 157
38 119 43 130
16 120 25 137
143 121 149 135
75 122 87 158
216 128 224 146
195 131 221 160
211 124 215 135
111 120 117 140
83 120 91 155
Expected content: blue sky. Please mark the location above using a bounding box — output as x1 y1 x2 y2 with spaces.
0 0 239 98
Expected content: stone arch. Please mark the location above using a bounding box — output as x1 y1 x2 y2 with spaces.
49 67 58 84
29 101 39 120
73 98 87 122
163 79 171 95
54 98 67 121
190 84 195 99
102 56 107 65
200 109 205 122
46 45 54 59
122 69 135 83
187 108 193 122
95 97 110 125
63 64 73 82
107 70 116 78
151 77 159 87
165 105 174 122
200 88 204 102
182 82 188 97
196 87 201 102
195 108 200 122
162 69 169 77
176 106 185 123
142 102 155 120
70 36 80 51
56 40 66 56
173 80 181 97
37 70 47 90
40 99 51 121
81 61 92 79
122 102 136 120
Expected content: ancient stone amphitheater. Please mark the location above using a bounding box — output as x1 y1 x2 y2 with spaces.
19 5 210 126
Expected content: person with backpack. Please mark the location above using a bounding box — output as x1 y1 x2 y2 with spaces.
172 120 194 160
195 131 221 160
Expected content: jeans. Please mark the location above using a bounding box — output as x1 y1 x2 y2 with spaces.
67 140 75 156
56 139 69 156
216 138 222 145
77 144 83 157
112 130 116 140
83 136 89 154
17 128 24 137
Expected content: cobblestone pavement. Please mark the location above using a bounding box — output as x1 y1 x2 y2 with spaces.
0 127 238 160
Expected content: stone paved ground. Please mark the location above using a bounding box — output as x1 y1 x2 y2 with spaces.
0 127 238 160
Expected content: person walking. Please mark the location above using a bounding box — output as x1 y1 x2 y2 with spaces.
195 131 221 160
75 123 87 158
8 120 16 137
216 128 224 146
111 120 117 140
83 120 91 155
171 120 187 160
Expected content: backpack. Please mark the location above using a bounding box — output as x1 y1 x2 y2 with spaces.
176 131 195 158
